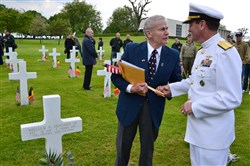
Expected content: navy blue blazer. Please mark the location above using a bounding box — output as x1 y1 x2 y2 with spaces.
81 35 97 65
111 41 182 129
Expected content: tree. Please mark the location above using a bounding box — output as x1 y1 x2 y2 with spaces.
237 27 248 37
17 12 35 36
18 10 46 36
61 0 102 34
29 15 48 43
0 4 6 10
48 12 67 23
105 6 137 33
48 18 71 45
128 0 152 31
0 7 20 33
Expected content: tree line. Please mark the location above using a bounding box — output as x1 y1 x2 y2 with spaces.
0 0 151 39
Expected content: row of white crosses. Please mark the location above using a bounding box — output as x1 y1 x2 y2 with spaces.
39 45 61 68
5 46 59 107
40 45 80 75
97 60 112 98
4 47 82 159
39 45 80 75
4 47 37 106
7 45 80 106
4 47 23 73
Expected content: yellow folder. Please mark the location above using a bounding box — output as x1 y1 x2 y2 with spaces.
117 60 165 97
117 60 145 85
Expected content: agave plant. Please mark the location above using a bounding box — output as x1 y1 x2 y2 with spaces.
38 150 63 166
37 150 74 166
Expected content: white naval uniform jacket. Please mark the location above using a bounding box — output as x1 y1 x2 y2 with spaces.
170 33 242 150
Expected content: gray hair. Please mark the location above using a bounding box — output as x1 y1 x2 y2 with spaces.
143 15 167 34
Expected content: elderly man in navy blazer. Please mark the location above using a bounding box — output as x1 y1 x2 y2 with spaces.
82 27 98 90
111 15 182 166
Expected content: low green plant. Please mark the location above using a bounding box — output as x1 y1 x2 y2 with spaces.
37 150 74 166
38 150 63 166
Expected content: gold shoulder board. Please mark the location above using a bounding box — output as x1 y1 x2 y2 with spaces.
217 40 233 50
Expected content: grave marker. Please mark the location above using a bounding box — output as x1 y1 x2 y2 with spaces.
65 46 80 78
97 60 111 98
5 51 23 73
4 47 14 59
4 47 18 69
39 45 48 61
9 61 37 105
97 47 105 60
49 48 60 68
112 52 122 64
70 46 79 58
21 95 82 157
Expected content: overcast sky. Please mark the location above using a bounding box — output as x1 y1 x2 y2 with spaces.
1 0 249 33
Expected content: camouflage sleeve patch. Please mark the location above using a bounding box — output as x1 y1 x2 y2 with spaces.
217 40 233 50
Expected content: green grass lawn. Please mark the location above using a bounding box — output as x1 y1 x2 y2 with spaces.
0 36 249 166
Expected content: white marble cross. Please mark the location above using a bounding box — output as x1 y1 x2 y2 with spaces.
21 95 82 157
65 46 80 78
97 60 112 98
4 47 17 69
9 61 37 105
5 51 23 73
49 48 60 68
112 52 122 64
4 47 14 59
97 47 105 60
39 45 48 61
70 46 79 58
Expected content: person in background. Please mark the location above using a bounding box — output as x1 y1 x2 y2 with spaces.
226 35 235 45
109 32 123 65
81 27 98 91
180 34 197 77
98 37 104 50
3 29 16 56
158 3 242 166
123 34 133 51
111 15 182 166
171 37 182 53
64 34 75 59
235 32 250 93
73 34 82 57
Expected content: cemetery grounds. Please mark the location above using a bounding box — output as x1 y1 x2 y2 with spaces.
0 36 249 165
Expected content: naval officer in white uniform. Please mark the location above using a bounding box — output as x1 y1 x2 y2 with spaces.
158 3 242 166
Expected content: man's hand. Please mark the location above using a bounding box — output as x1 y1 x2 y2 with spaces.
157 84 171 98
131 83 148 95
181 101 192 116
